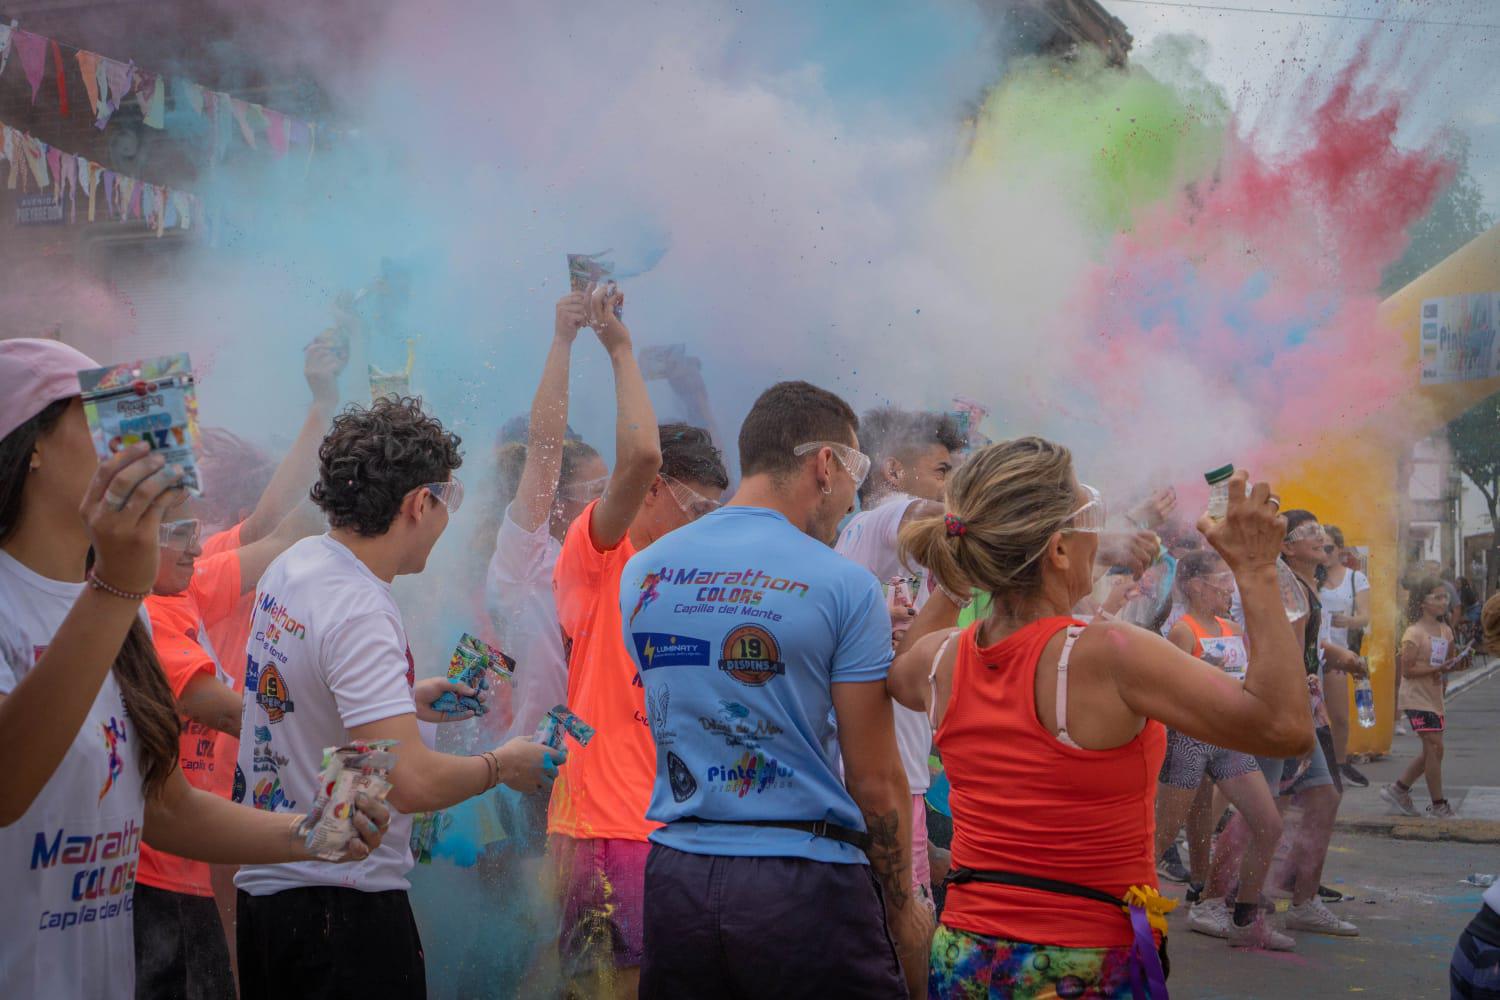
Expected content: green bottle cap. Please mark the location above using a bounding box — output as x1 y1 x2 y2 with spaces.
1204 464 1235 485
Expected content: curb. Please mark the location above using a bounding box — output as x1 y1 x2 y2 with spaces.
1447 655 1500 701
1334 815 1500 844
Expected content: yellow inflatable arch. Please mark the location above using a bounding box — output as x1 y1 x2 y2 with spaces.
1278 223 1500 754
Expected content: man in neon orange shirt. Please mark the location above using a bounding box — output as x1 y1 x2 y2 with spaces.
549 284 728 999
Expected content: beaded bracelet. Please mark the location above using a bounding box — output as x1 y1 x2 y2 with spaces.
87 568 150 602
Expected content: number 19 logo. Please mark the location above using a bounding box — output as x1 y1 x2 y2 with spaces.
718 625 785 686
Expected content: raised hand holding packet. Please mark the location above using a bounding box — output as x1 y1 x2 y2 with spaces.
78 352 203 494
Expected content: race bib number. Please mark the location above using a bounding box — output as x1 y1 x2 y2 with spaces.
1200 635 1248 682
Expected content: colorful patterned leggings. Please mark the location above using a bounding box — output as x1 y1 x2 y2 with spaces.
929 923 1140 999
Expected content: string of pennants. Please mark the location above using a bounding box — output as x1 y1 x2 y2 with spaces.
1 119 202 236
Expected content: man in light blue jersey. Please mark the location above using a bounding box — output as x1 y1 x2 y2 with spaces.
621 380 930 999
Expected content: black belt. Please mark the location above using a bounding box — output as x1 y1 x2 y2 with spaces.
678 816 871 851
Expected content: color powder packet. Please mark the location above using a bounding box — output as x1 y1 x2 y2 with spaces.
533 704 595 751
431 633 516 716
369 339 416 402
950 394 992 450
567 252 623 319
300 740 399 861
78 353 202 494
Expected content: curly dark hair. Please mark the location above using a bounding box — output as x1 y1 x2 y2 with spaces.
660 422 728 489
311 396 463 536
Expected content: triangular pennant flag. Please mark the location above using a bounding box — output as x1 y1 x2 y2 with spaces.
230 98 256 148
14 30 48 103
75 50 102 116
0 23 14 78
20 133 50 188
51 40 69 117
133 69 166 128
263 108 288 155
44 145 60 196
95 58 135 129
175 77 204 116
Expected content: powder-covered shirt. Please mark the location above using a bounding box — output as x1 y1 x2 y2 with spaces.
138 547 243 896
547 501 657 841
485 502 567 741
621 505 892 864
0 549 148 998
1319 569 1370 652
233 535 417 896
835 492 933 794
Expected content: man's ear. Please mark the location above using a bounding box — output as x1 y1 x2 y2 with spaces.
883 456 903 489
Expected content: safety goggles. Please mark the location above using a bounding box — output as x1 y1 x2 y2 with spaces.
420 475 465 515
1285 522 1324 544
660 474 721 520
559 473 610 503
1192 571 1237 593
793 441 871 487
1013 483 1107 575
158 518 202 552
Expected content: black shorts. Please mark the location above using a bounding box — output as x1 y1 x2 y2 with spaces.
133 883 235 1000
640 843 906 999
236 886 426 1000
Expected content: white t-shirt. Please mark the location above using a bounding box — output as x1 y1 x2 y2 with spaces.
835 493 932 794
0 549 147 998
234 535 417 896
485 502 566 741
1319 570 1370 651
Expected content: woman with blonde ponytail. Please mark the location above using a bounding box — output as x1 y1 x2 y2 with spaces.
889 436 1312 999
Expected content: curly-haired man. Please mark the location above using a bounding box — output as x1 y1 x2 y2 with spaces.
233 396 561 999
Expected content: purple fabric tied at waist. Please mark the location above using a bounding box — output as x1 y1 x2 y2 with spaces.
1128 903 1170 999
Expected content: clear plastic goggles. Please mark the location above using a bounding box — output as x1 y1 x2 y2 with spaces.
1285 522 1324 544
422 475 465 515
559 473 610 503
661 474 722 520
793 441 872 487
1065 484 1107 533
158 518 202 552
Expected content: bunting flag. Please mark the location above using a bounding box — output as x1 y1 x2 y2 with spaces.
50 39 68 116
13 28 46 102
0 119 201 236
0 21 328 157
0 22 14 79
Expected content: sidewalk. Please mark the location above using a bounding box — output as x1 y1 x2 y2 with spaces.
1334 658 1500 842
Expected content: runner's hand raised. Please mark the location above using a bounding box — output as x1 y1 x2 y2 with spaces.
81 441 188 596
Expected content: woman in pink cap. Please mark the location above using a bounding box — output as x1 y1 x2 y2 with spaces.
0 338 392 998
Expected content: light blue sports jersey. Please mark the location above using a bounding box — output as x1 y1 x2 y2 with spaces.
619 505 892 864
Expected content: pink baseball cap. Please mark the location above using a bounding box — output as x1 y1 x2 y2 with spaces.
0 338 100 442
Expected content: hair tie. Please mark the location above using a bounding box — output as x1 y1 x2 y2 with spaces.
945 513 967 538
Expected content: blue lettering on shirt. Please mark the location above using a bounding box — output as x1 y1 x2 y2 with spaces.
619 506 892 864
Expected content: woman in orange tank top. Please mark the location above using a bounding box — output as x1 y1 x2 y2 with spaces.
888 438 1312 999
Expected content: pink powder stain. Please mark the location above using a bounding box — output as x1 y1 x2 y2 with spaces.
1070 38 1452 474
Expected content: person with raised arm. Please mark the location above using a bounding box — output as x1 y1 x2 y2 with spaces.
547 284 728 1000
887 439 1309 998
0 339 389 999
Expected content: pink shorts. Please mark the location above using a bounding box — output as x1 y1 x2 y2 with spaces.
912 793 932 900
552 836 649 976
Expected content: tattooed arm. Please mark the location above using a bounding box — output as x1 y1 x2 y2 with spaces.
834 679 931 997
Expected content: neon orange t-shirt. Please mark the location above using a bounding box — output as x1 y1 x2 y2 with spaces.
137 546 243 896
201 522 253 687
547 501 659 842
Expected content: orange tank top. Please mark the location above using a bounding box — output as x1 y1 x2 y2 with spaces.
1180 614 1236 657
937 617 1167 948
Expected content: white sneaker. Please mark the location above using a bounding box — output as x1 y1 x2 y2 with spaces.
1187 899 1231 939
1229 914 1296 951
1380 783 1419 817
1284 898 1358 937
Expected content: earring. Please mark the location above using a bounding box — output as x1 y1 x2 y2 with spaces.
821 485 832 496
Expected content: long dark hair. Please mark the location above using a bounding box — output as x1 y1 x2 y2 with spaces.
0 400 181 799
1406 575 1448 625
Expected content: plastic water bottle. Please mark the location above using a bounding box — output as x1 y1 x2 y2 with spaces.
1204 464 1310 623
1354 673 1376 728
1205 464 1236 520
